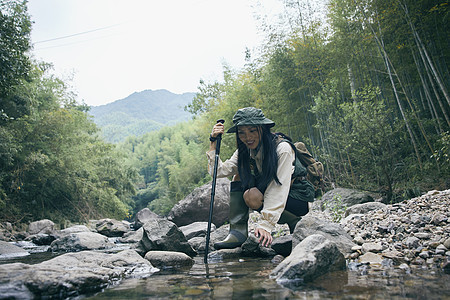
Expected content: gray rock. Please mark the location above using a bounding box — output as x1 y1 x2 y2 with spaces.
50 232 115 252
96 218 130 237
139 219 196 257
0 241 29 259
293 215 355 255
271 234 346 283
119 227 144 243
134 208 161 229
60 225 91 234
361 242 383 253
144 251 194 269
207 248 242 262
168 178 230 227
28 219 55 235
0 249 158 299
404 236 420 249
318 188 374 211
359 252 383 264
179 222 215 240
345 202 387 217
271 235 293 257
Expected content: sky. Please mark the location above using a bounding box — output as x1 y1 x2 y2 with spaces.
28 0 283 106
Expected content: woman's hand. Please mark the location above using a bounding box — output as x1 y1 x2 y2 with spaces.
254 228 273 247
211 122 225 138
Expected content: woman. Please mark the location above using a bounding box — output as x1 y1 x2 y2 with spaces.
207 107 314 249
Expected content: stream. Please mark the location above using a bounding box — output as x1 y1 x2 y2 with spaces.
87 256 449 299
1 247 449 299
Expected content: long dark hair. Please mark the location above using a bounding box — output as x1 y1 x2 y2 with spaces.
237 125 281 191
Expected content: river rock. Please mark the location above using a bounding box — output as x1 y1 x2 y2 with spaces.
241 234 277 257
144 251 194 269
50 231 115 252
271 234 346 283
293 214 355 255
28 219 55 235
361 242 383 253
96 218 130 237
316 188 374 212
26 233 56 246
0 240 29 259
119 227 144 243
139 219 196 257
271 235 293 257
134 208 161 229
167 177 230 227
0 249 158 299
359 252 383 264
179 222 215 240
345 202 387 217
60 225 91 234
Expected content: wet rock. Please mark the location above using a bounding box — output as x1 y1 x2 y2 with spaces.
96 218 130 237
168 177 230 227
271 234 346 283
134 208 161 229
139 219 196 257
50 231 115 252
207 248 242 262
144 251 194 270
26 233 56 246
241 234 277 257
271 235 293 257
0 240 29 259
28 219 55 235
0 249 158 299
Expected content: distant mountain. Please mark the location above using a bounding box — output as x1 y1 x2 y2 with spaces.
89 89 195 143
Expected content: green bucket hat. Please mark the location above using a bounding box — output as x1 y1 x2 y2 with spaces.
227 107 275 133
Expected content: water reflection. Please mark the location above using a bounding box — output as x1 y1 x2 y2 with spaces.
86 256 449 299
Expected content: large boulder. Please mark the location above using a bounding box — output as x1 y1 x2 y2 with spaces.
0 249 158 299
344 201 387 217
315 188 374 211
271 234 346 283
168 178 230 227
134 208 161 229
139 219 196 257
50 232 115 252
28 219 55 235
96 218 130 237
293 214 355 255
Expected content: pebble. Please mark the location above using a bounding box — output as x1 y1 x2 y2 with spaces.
337 189 450 270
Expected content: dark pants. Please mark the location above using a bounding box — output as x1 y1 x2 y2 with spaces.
285 196 309 216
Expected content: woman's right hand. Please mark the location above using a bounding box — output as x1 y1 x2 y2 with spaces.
211 122 225 138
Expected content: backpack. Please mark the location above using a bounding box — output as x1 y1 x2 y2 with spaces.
275 133 325 196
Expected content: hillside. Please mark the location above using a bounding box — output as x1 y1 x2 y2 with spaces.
89 89 195 143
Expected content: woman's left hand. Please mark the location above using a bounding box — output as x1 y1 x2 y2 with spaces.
254 228 273 247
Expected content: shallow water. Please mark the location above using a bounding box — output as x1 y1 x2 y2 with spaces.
85 256 450 300
1 251 449 299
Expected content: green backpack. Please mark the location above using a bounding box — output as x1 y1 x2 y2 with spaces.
275 133 325 199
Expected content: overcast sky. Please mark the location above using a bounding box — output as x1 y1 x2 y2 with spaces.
28 0 283 106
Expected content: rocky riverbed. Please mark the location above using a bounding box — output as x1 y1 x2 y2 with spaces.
0 186 449 299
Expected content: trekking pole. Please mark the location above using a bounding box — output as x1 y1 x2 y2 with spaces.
204 119 225 264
